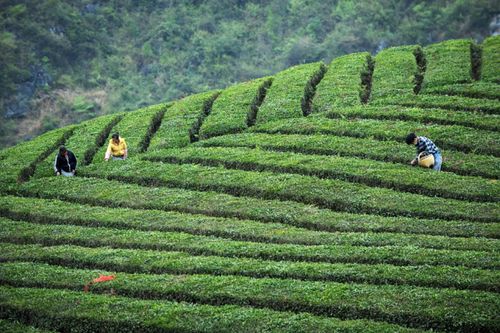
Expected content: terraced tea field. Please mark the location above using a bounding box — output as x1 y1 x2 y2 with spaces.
0 37 499 332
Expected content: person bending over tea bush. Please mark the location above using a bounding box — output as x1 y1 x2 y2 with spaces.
406 133 442 171
54 146 77 176
105 133 128 161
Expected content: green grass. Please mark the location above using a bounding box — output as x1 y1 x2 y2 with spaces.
144 146 499 202
251 116 500 157
78 160 499 222
326 105 499 131
1 262 498 331
147 90 219 150
200 77 272 138
370 45 418 101
481 35 500 82
0 286 424 333
256 62 324 123
313 52 369 112
423 82 500 100
1 195 497 252
421 39 472 89
198 132 500 179
2 243 498 292
1 36 499 331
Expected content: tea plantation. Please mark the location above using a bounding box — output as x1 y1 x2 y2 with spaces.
0 37 499 332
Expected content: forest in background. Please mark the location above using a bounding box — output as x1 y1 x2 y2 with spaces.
0 0 498 148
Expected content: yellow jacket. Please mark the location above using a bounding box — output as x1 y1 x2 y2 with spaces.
105 138 127 158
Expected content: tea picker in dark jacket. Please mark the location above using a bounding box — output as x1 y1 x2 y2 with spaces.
54 146 77 176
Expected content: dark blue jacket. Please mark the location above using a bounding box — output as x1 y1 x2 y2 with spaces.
53 150 77 173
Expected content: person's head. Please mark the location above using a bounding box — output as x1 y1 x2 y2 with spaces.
59 145 67 156
112 133 120 144
405 133 418 145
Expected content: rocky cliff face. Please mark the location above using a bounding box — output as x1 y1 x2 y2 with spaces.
490 14 500 36
5 65 52 119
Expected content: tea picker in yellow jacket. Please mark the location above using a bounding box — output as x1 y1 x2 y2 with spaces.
105 133 128 161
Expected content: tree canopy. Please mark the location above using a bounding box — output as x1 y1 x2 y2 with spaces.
0 0 498 147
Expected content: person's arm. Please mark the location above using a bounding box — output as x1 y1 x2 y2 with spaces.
123 139 128 159
105 141 112 161
414 138 424 160
412 148 421 165
54 155 61 175
412 151 419 165
69 152 77 172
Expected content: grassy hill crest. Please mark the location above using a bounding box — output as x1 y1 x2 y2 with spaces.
0 36 499 332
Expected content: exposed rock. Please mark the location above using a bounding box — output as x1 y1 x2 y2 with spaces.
5 65 52 119
490 14 500 36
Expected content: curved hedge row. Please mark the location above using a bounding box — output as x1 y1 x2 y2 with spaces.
251 117 500 156
369 45 418 101
421 39 472 90
3 217 498 269
481 35 500 82
79 160 500 222
144 146 499 202
372 93 500 114
198 133 500 179
199 77 272 138
256 62 324 123
19 177 500 238
424 82 500 100
148 91 219 150
325 105 499 131
1 262 498 332
3 242 498 292
0 286 423 333
1 195 497 252
313 52 369 112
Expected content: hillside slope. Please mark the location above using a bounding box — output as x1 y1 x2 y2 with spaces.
2 0 497 149
0 37 499 332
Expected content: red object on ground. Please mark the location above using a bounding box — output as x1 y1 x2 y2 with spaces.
93 274 116 283
84 274 116 292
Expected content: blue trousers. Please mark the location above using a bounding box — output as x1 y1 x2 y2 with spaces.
433 152 442 171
